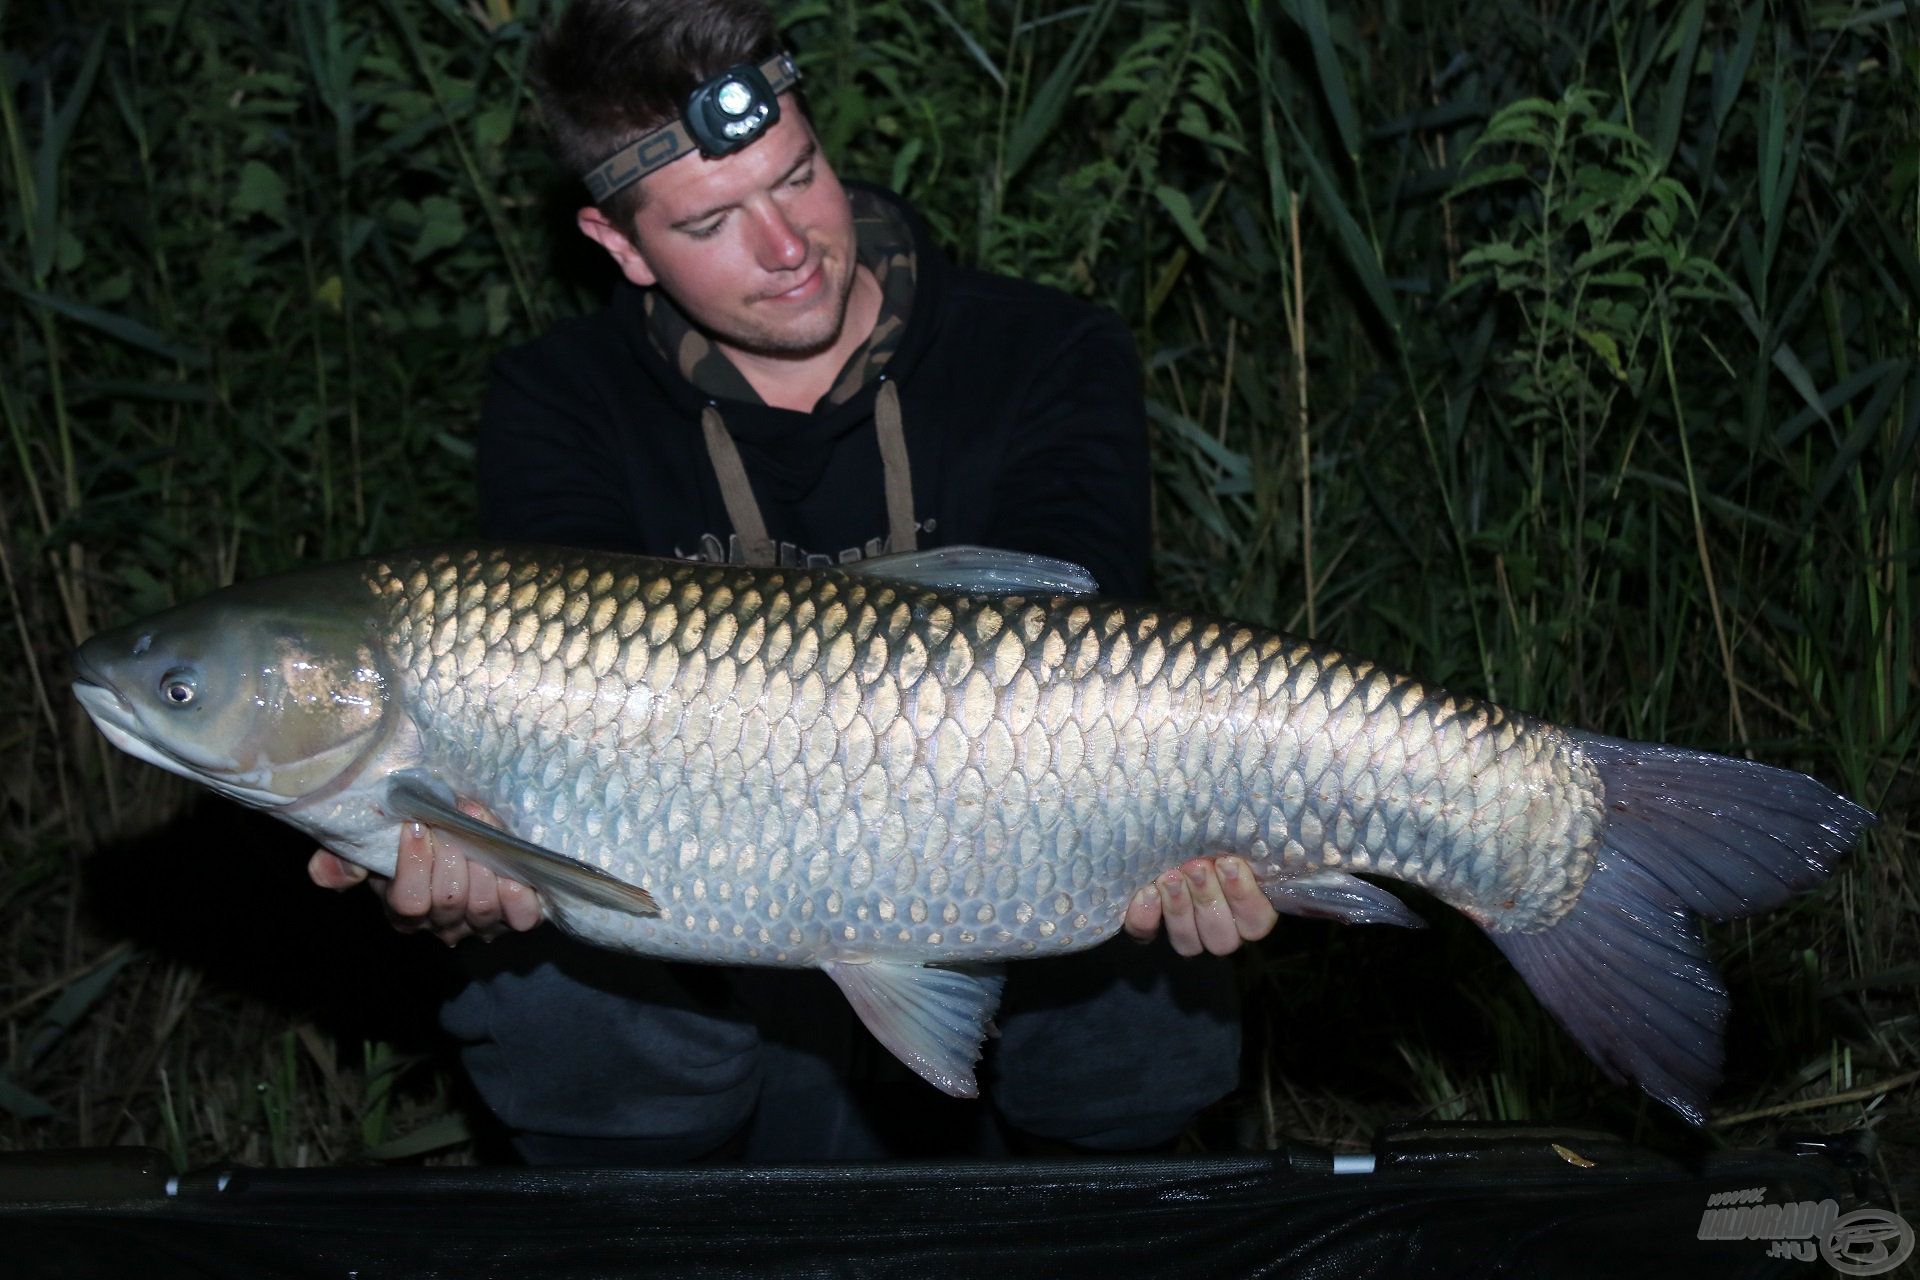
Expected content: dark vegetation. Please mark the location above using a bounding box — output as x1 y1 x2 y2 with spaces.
2 0 1913 1186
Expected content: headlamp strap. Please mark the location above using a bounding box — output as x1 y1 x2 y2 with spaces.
584 51 800 204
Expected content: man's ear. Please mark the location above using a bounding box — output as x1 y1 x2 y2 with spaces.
576 207 657 287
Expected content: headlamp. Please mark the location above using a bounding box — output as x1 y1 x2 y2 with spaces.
583 51 801 204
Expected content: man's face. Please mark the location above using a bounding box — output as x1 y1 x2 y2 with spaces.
580 102 859 361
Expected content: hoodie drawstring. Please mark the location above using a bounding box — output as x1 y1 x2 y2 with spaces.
874 378 917 555
700 403 776 567
698 381 916 567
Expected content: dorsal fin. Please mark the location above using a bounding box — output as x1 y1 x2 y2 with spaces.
845 545 1098 596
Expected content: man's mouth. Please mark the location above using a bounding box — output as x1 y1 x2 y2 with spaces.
764 262 824 303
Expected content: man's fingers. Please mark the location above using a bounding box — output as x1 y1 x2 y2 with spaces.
1123 883 1163 942
1218 856 1279 942
497 876 544 932
1134 856 1282 957
308 849 369 891
385 822 435 922
425 829 472 933
372 802 547 943
1156 866 1202 957
463 862 506 938
1182 859 1241 956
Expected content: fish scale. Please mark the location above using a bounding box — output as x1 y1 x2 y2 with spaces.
376 547 1599 960
73 542 1871 1114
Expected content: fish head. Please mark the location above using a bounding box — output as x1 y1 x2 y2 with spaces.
72 576 395 810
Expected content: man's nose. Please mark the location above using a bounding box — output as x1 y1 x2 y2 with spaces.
748 204 808 270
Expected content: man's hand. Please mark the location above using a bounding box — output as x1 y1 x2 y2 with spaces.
1123 856 1278 957
307 803 543 945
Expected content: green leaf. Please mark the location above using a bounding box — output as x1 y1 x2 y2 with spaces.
410 195 467 261
30 27 107 282
473 104 513 151
1148 401 1251 485
1578 328 1628 381
1651 0 1712 175
1003 0 1118 183
7 285 210 366
1449 161 1531 200
1285 0 1361 161
1154 184 1210 253
887 136 924 195
24 948 136 1071
1175 101 1244 154
920 0 1004 89
232 159 290 225
1276 108 1402 339
1711 3 1764 134
1584 120 1652 151
1458 241 1532 269
1474 97 1558 150
1818 2 1915 29
1807 363 1902 512
1772 359 1905 450
54 227 84 272
1570 243 1634 275
362 1111 472 1161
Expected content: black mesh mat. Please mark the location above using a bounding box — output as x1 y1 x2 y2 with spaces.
0 1127 1872 1279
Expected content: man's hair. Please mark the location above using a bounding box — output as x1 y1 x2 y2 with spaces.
532 0 782 226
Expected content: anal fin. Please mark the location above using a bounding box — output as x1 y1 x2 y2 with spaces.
823 960 1006 1097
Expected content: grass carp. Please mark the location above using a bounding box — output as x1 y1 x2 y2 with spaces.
71 544 1872 1121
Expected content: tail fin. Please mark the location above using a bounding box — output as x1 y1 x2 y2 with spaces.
1489 731 1873 1124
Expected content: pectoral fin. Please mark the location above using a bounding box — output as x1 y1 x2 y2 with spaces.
1261 870 1426 928
823 960 1006 1097
384 774 659 917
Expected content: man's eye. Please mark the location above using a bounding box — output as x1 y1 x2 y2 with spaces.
686 219 724 239
788 168 814 189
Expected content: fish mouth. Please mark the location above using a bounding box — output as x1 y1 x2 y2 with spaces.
72 678 192 778
71 676 135 737
70 677 296 809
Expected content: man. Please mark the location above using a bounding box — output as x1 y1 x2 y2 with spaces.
312 0 1277 1162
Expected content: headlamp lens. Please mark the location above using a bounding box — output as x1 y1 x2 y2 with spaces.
716 80 754 117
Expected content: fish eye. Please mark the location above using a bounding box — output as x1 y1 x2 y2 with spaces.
159 668 198 707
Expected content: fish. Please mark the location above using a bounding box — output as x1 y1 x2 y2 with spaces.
70 544 1872 1121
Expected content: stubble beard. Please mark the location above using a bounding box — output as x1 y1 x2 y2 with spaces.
717 246 859 361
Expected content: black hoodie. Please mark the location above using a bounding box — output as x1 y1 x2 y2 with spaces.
476 185 1151 596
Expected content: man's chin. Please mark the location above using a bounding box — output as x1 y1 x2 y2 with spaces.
706 330 825 363
722 304 851 362
701 260 860 363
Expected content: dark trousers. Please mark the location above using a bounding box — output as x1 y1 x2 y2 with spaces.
441 932 1242 1163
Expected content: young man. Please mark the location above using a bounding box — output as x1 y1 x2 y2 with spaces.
312 0 1277 1161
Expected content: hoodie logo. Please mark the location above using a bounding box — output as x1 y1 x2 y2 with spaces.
679 519 938 570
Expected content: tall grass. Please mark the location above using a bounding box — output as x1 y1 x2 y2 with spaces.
2 0 1913 1169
